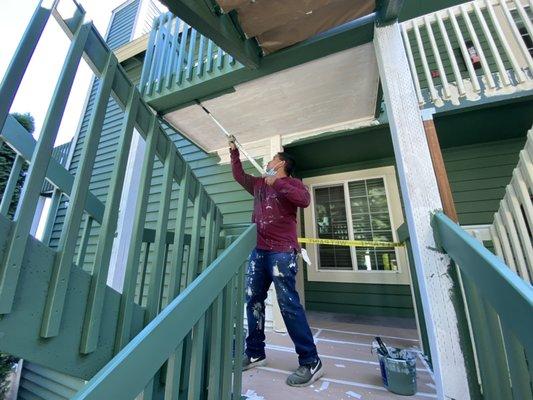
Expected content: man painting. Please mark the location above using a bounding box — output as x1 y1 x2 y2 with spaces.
229 137 324 387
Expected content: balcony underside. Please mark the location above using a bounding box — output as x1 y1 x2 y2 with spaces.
162 43 380 154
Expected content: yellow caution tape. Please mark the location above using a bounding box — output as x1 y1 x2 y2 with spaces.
297 237 404 248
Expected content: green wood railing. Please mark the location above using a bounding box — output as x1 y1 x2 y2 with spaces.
141 12 243 103
73 225 255 400
432 212 533 400
0 1 256 398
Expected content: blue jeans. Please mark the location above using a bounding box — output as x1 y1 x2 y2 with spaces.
245 248 318 366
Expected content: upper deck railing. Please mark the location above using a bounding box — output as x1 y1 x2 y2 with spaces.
140 12 244 104
401 0 533 108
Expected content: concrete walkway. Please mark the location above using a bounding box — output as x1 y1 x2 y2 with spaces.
242 311 437 400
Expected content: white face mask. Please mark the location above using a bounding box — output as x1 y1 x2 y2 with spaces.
264 167 277 177
264 161 282 177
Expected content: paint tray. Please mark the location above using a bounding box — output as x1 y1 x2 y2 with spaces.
373 340 417 396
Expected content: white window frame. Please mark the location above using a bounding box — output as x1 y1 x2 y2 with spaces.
303 166 410 285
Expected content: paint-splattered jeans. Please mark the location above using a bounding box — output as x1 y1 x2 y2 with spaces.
245 248 318 366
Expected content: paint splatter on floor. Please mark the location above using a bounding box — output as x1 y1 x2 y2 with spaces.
314 381 330 393
243 389 266 400
346 391 362 399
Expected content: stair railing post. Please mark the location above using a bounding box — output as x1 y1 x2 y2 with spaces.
80 88 140 354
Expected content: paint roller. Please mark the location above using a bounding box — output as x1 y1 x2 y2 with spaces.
195 100 266 175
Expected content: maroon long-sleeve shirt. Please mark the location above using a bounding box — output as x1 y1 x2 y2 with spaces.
231 148 310 252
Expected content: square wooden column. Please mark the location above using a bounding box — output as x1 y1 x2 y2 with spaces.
374 22 475 399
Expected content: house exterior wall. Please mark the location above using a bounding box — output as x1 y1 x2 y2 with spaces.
49 0 529 319
295 132 525 317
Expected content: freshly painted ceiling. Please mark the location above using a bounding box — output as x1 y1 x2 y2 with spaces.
163 43 379 153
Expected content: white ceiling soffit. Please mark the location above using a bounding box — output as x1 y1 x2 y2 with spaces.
163 43 379 153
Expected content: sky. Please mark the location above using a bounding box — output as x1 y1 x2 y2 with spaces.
0 0 128 145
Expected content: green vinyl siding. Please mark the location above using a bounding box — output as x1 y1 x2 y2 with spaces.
445 137 525 225
106 0 140 50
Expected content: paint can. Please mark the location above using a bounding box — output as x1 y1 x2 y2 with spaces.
373 341 417 396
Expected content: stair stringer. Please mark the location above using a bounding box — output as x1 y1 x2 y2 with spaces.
0 214 145 380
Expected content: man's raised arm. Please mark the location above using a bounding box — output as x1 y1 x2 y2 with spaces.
230 138 261 195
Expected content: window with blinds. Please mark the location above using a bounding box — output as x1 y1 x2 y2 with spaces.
314 185 352 270
313 177 398 272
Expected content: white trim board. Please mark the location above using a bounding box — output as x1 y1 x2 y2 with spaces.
302 166 411 285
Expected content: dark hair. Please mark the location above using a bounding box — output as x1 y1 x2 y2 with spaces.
277 152 296 177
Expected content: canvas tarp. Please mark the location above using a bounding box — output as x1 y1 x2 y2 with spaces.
215 0 376 54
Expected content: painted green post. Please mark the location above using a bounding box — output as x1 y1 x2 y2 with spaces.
217 48 224 70
186 29 198 82
166 163 190 306
115 116 160 352
165 16 182 90
146 146 176 323
140 17 159 96
188 201 216 399
220 276 237 399
0 1 55 130
155 15 173 94
80 88 140 353
42 188 62 245
186 188 204 286
0 20 90 314
0 155 24 216
206 40 214 73
206 292 224 400
41 54 118 338
197 36 206 77
176 24 190 85
164 165 192 398
145 14 164 97
233 263 246 397
138 242 152 304
180 188 205 395
75 215 93 269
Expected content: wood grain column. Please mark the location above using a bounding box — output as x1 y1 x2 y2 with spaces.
422 116 459 223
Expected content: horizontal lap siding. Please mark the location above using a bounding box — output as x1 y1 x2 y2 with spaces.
305 280 415 318
444 137 525 225
302 136 524 317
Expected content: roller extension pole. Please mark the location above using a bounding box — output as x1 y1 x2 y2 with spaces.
195 100 265 174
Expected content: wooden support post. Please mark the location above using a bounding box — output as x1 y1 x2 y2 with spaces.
374 22 475 399
422 110 459 223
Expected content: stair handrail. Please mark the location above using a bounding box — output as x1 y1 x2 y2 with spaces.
432 212 533 398
73 224 256 400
